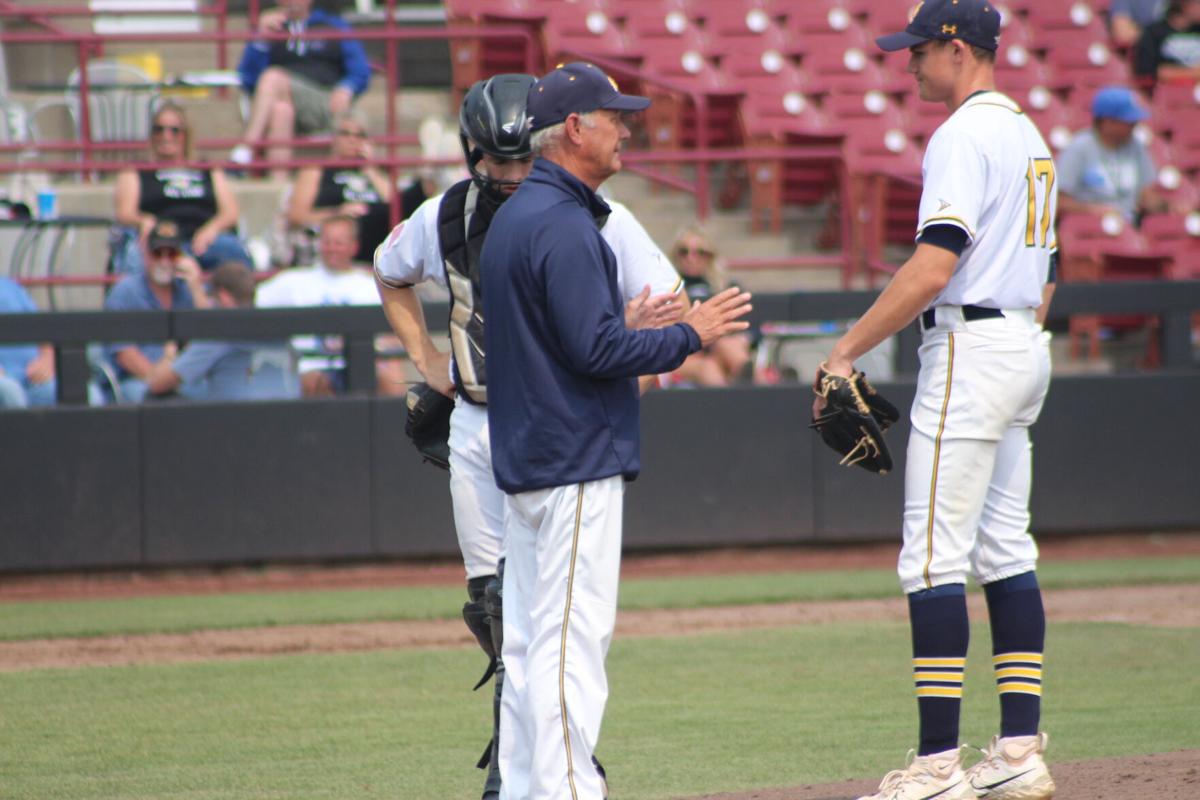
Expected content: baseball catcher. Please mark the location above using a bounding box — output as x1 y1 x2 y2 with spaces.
405 382 453 470
810 363 900 474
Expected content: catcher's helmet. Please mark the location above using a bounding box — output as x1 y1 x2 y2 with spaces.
459 73 536 200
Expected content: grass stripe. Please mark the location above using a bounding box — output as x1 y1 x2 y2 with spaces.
0 555 1197 642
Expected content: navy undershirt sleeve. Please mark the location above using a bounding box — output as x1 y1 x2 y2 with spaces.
918 223 969 256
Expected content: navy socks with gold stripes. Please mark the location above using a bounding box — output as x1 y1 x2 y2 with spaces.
908 584 969 756
984 571 1045 738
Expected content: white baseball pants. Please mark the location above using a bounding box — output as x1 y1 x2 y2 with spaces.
899 307 1052 594
448 398 505 579
498 476 624 800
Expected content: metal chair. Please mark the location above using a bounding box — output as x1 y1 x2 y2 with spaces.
29 60 160 171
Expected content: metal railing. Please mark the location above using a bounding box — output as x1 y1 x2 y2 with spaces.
0 6 538 181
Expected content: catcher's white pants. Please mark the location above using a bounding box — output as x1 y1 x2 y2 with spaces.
498 476 623 800
898 307 1052 594
448 398 505 579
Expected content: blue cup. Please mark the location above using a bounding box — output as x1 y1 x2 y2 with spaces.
36 188 58 220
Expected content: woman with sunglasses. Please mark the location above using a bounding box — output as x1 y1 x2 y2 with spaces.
668 222 753 386
285 112 393 263
113 102 252 275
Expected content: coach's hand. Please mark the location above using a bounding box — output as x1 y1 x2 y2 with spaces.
626 284 684 330
681 286 752 348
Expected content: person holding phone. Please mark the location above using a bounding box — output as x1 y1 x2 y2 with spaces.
103 220 211 402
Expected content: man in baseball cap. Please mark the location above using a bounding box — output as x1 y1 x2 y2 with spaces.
876 0 1002 52
1058 85 1167 221
526 61 649 133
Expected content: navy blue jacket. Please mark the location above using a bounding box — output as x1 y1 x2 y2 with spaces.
481 159 701 494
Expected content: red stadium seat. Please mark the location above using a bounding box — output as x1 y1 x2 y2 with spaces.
1026 96 1085 153
1139 213 1200 277
800 44 888 94
616 0 698 40
1057 211 1172 364
1023 1 1105 34
783 19 873 57
773 0 858 35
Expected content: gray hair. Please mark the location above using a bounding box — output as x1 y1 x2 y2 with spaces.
530 112 599 155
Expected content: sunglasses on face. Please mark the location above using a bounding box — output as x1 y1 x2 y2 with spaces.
336 129 367 138
676 245 714 259
151 247 181 260
152 124 184 136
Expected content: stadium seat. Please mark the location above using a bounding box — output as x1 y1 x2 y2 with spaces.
616 0 698 40
1139 213 1200 277
1023 1 1104 35
1027 96 1085 152
1057 211 1172 364
800 44 888 95
542 5 637 64
772 0 857 35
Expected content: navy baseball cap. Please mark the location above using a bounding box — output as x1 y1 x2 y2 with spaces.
1091 86 1148 123
876 0 1002 52
526 62 650 132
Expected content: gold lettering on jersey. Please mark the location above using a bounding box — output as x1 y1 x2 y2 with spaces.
1024 158 1055 248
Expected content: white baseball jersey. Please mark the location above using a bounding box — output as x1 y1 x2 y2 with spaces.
917 91 1058 310
255 263 381 373
373 190 681 579
899 88 1056 594
375 193 680 305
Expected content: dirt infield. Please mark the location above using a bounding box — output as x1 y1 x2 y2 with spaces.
683 749 1200 800
2 583 1197 672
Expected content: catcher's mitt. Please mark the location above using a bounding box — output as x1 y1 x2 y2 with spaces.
810 364 900 474
405 382 453 470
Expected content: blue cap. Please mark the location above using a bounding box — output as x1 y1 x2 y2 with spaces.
1091 86 1148 123
526 62 650 132
876 0 1002 52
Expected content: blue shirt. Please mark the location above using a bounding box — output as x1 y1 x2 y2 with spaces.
172 340 299 401
237 9 371 96
0 278 39 380
480 159 700 494
103 274 194 379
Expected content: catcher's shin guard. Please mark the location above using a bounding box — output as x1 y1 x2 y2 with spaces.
464 574 501 798
479 562 504 799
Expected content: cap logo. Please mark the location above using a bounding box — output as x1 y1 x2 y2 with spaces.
942 23 957 34
501 122 516 133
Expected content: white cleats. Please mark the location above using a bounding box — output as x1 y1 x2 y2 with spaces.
963 732 1056 799
856 747 975 800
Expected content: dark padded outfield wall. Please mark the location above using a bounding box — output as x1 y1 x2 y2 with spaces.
1 373 1198 572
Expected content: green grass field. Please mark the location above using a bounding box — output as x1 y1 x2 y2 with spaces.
1 556 1197 799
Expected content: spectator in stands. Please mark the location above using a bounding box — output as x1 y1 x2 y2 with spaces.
1058 87 1168 223
104 220 211 403
1133 0 1200 83
667 223 752 386
1110 0 1167 48
256 215 405 396
145 263 299 401
113 102 252 275
286 111 393 263
0 278 55 408
233 0 371 178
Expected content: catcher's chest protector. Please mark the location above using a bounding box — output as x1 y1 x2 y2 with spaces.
438 181 497 405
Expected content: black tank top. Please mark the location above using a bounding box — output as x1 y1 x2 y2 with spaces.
138 167 217 242
314 167 389 262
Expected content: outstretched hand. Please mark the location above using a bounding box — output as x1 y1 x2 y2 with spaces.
681 286 752 348
625 284 684 330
